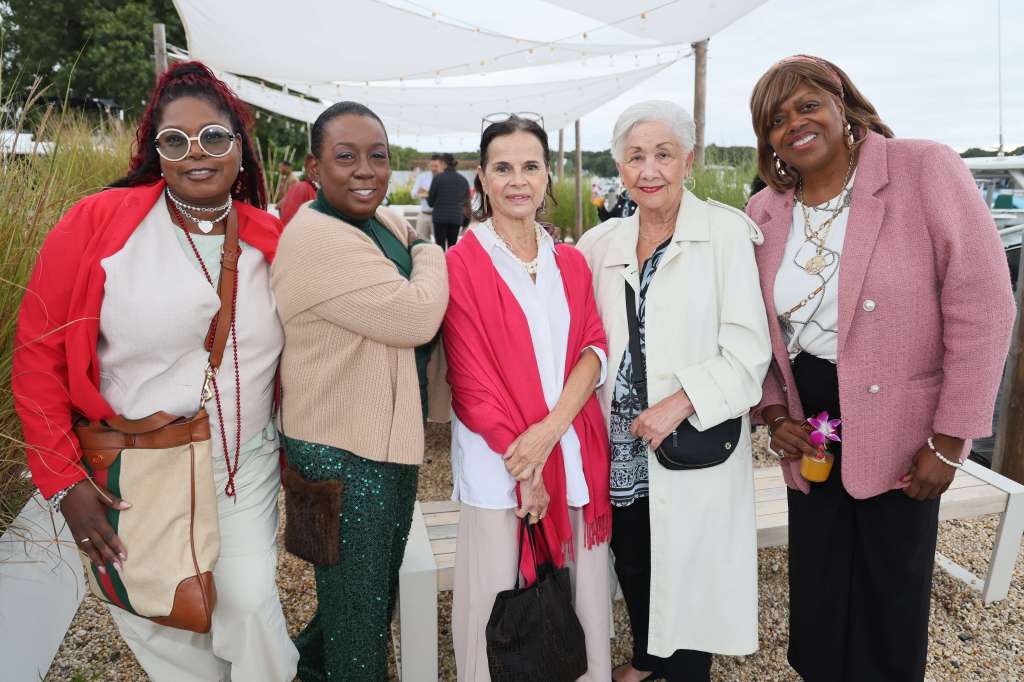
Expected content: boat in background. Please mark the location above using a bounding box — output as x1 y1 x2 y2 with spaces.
966 155 1023 291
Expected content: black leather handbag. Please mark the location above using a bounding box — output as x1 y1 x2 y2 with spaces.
485 522 588 682
625 282 741 470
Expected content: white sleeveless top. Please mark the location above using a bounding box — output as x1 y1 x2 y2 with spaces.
98 200 283 452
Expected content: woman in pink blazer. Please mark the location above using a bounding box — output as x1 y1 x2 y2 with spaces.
746 55 1015 681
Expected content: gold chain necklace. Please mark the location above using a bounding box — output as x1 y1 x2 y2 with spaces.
796 152 856 275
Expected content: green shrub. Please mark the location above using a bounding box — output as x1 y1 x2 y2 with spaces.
387 185 415 206
539 178 599 241
690 161 757 210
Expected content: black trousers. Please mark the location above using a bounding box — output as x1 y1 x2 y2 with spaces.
788 353 940 681
433 222 460 250
610 498 713 682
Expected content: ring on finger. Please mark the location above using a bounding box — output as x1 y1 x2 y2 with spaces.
79 537 92 544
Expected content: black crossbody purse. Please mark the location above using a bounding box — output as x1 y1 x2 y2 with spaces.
624 282 741 470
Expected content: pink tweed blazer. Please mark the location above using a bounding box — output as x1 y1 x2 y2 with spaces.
747 131 1016 498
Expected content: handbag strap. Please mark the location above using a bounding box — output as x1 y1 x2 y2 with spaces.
206 209 241 371
511 520 542 590
624 282 648 402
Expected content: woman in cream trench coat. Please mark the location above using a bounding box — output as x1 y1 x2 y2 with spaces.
576 101 771 679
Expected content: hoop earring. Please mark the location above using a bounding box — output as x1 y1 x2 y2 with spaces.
773 152 788 178
845 122 855 148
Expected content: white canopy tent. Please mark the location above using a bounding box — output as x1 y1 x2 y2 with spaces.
541 0 769 44
171 0 659 82
212 61 676 137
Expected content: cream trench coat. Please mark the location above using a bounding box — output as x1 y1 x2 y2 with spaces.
576 189 771 656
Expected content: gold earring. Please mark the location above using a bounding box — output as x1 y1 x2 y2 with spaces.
773 152 788 178
845 122 855 148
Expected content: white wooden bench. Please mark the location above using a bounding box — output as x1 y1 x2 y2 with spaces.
394 461 1024 681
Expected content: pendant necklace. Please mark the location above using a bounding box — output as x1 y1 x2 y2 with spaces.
166 188 232 234
796 152 855 275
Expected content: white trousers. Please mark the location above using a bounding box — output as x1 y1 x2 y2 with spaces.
452 504 612 682
110 424 298 682
415 211 434 240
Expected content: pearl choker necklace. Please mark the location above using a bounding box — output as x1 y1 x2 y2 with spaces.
166 188 232 234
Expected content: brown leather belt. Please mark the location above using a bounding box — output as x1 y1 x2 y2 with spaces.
75 410 211 471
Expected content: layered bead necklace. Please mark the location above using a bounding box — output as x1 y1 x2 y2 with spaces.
489 219 545 276
166 187 232 234
165 192 243 498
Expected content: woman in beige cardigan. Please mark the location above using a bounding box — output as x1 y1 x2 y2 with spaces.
271 101 448 681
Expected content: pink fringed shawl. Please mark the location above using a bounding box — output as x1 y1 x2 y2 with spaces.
443 231 611 584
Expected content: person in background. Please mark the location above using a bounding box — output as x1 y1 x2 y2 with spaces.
413 153 442 240
597 188 638 222
278 152 319 226
747 55 1015 681
275 159 297 204
444 114 612 681
12 60 297 681
272 101 448 681
428 152 470 250
577 100 770 682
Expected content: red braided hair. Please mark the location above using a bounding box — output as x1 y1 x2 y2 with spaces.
111 60 267 209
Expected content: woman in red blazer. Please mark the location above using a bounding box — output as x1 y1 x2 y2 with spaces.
12 62 298 680
746 55 1014 681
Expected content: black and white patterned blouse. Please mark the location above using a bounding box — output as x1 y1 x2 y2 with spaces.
609 238 671 507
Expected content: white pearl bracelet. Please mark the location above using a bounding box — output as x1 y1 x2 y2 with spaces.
927 436 963 469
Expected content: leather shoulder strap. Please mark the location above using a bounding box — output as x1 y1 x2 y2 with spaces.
624 282 647 395
207 209 240 370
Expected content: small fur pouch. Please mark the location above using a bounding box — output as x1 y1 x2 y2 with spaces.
282 466 343 566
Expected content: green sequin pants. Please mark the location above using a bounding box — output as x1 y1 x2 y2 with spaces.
283 436 419 682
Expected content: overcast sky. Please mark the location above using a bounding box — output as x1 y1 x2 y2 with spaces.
389 0 1021 153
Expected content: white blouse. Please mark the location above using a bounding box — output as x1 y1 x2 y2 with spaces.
450 222 607 510
773 173 855 361
98 200 284 453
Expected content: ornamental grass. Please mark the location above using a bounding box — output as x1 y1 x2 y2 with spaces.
0 74 132 534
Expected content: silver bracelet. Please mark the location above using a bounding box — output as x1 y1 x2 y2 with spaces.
48 480 84 513
927 436 963 469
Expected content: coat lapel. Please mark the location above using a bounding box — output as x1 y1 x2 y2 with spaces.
605 211 641 291
837 132 889 357
756 188 796 372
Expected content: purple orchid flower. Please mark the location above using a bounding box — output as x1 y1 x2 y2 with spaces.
807 411 842 449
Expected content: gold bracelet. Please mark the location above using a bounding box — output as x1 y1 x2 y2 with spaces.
768 415 788 437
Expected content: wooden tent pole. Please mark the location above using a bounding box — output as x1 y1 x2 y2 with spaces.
153 24 168 82
993 255 1024 483
557 129 565 182
574 119 583 241
692 38 708 169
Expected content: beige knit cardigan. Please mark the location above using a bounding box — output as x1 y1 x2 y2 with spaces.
271 204 449 465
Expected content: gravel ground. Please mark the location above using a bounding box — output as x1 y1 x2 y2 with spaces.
47 423 1024 681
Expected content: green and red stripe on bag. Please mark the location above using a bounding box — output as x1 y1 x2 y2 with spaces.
75 410 220 632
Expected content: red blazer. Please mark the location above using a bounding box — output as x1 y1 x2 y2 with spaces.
12 181 283 498
746 132 1015 498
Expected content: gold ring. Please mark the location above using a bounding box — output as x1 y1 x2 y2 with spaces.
79 538 91 544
